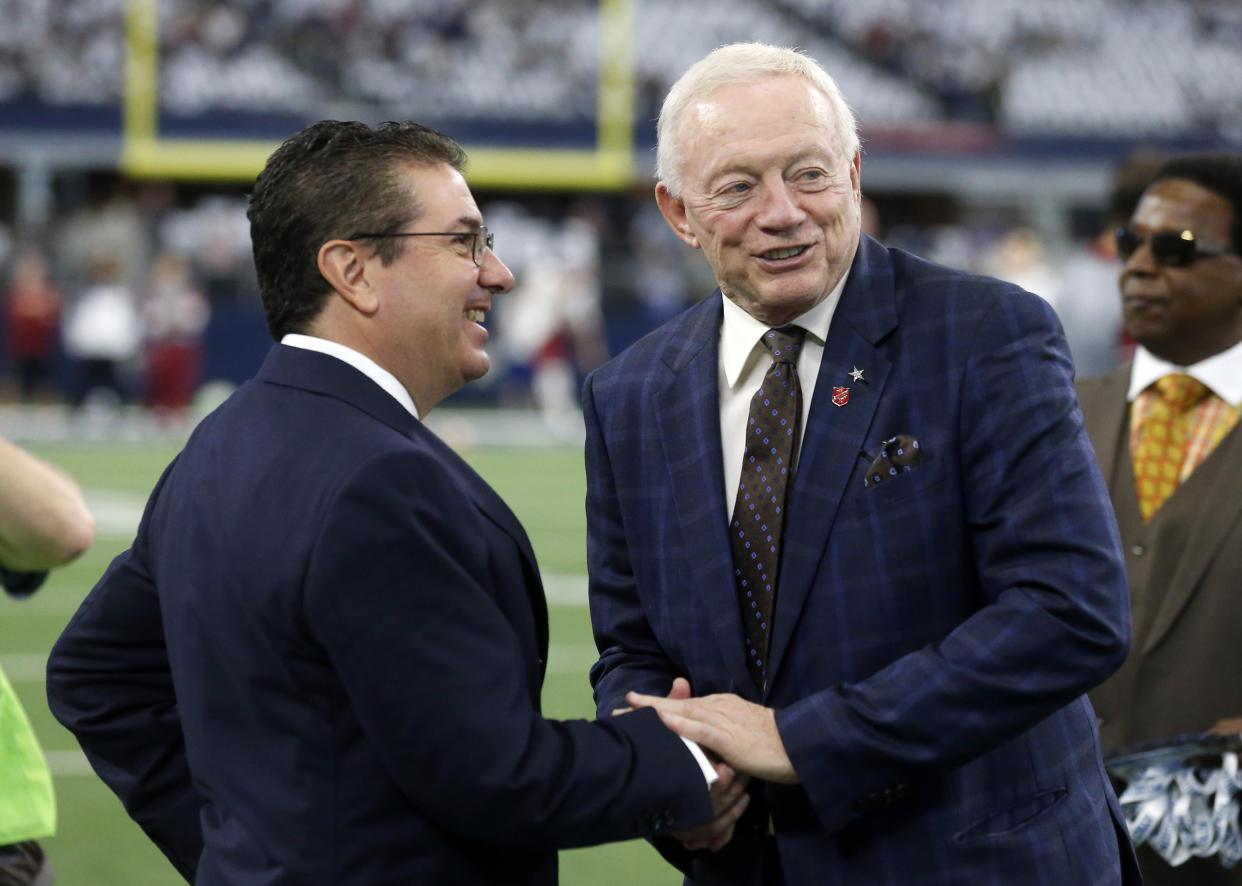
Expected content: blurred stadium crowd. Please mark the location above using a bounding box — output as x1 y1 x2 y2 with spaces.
0 0 1240 417
4 0 1241 136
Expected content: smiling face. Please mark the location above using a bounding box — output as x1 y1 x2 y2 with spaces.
1121 177 1242 366
367 162 514 412
656 74 862 327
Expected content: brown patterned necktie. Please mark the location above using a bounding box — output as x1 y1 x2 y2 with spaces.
730 326 805 689
1132 373 1210 522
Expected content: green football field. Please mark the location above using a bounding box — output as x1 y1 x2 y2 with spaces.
2 435 686 885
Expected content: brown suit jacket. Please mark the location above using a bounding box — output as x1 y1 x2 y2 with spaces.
1079 364 1242 886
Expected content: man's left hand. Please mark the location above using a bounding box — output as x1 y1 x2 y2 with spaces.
625 690 798 784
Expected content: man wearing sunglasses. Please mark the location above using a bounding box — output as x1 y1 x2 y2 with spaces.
44 120 745 886
1079 152 1242 886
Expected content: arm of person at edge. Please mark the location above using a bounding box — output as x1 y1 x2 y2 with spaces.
606 294 1131 833
0 435 95 578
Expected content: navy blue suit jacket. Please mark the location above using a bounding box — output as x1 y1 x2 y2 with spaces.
47 344 711 885
583 235 1141 885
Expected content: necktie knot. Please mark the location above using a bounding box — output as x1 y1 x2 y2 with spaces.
1155 374 1210 412
762 326 805 364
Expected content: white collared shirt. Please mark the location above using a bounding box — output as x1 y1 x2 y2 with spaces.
1127 338 1242 407
719 272 849 515
281 333 420 419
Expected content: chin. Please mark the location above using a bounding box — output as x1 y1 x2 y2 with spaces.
463 355 491 382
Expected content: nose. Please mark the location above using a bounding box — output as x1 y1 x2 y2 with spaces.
1120 236 1159 280
755 177 807 230
479 246 515 294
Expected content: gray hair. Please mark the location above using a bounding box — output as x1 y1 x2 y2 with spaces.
655 43 860 197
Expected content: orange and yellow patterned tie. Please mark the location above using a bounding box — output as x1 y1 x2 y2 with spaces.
1132 373 1211 522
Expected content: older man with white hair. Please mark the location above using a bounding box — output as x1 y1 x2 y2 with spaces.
585 42 1141 885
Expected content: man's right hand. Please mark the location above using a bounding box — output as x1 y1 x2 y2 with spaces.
614 677 753 851
665 677 751 852
677 759 750 852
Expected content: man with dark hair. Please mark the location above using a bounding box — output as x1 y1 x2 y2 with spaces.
45 120 744 886
1080 151 1242 886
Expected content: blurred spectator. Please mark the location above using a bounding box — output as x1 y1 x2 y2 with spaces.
2 249 63 402
982 225 1057 299
56 187 147 296
141 251 210 417
629 199 698 331
159 195 255 307
494 206 608 419
61 252 141 408
1049 225 1125 378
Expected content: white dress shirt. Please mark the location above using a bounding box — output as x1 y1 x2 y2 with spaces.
282 334 420 418
1127 338 1242 407
719 272 849 515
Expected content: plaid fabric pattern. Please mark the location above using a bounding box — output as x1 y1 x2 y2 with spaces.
1129 377 1241 520
585 235 1137 884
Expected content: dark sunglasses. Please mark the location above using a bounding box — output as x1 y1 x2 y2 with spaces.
1115 226 1234 267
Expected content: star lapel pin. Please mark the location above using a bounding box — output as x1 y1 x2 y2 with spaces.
849 366 865 383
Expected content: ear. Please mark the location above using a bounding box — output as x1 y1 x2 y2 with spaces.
318 239 380 315
850 150 862 203
655 182 700 249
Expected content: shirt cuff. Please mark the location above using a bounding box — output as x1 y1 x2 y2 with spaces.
681 737 719 786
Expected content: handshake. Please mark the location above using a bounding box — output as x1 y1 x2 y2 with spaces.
618 677 798 852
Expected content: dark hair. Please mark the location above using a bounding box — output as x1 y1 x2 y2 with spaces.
1107 149 1168 228
247 120 467 339
1148 152 1242 255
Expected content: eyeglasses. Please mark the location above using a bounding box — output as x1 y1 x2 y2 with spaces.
351 227 493 267
1114 226 1233 267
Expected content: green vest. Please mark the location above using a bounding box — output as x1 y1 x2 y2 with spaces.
0 665 55 844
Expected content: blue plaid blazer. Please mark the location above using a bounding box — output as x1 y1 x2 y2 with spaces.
584 235 1142 885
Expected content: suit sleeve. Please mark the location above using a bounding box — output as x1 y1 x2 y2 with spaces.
45 460 205 883
581 372 687 717
301 450 712 849
774 292 1131 832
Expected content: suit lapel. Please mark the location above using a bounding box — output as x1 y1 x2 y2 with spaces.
260 344 549 660
260 344 422 439
655 299 756 694
1143 422 1242 653
766 237 898 689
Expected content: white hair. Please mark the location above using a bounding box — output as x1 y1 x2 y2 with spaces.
655 43 860 197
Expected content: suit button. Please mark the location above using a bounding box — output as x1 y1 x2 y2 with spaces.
1130 544 1145 556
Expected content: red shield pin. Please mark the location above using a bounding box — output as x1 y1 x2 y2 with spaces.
832 386 850 407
